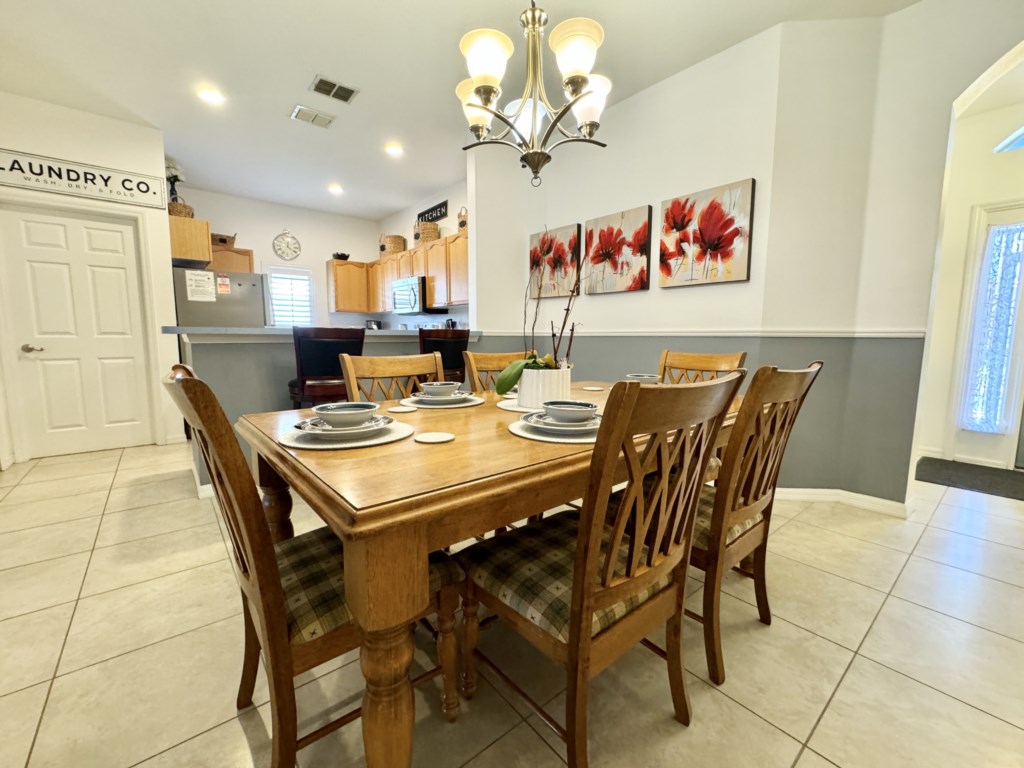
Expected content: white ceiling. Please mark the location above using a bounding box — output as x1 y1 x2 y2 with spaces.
0 0 918 221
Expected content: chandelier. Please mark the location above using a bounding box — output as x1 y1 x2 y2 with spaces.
456 2 611 186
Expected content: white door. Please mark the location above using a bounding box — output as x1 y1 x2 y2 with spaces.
0 206 152 458
952 206 1024 468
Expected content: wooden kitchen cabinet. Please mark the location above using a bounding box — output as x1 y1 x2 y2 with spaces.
207 248 253 273
425 238 449 308
169 217 212 265
412 245 428 277
381 253 400 311
367 261 383 313
327 260 368 313
398 248 418 280
448 233 469 305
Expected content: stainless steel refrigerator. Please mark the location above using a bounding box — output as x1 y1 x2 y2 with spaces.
172 268 268 327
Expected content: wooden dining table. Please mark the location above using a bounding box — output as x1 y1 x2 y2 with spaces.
234 381 736 767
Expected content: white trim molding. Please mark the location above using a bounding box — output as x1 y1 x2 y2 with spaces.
775 488 907 519
481 329 926 339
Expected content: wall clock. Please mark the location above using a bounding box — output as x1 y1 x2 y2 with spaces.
272 229 301 261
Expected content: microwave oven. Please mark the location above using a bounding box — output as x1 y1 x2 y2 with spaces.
391 276 448 315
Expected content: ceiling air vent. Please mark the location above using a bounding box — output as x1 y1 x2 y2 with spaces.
310 75 358 104
290 105 335 129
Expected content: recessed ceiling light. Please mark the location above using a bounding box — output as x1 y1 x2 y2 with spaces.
327 183 344 196
384 142 404 158
196 87 226 106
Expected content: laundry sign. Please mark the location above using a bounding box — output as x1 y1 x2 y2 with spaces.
0 148 166 209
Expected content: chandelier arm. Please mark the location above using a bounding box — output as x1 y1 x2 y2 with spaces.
461 138 529 152
470 102 531 147
539 90 593 150
543 136 608 152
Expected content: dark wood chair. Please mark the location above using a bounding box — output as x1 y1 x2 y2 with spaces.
688 361 823 684
463 350 535 392
288 327 365 408
164 364 462 768
458 374 744 768
419 328 470 383
657 350 747 384
340 352 445 401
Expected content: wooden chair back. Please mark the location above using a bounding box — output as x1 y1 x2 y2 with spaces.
463 350 535 392
710 362 823 553
419 329 470 380
340 352 445 401
294 326 365 380
658 350 747 384
570 373 744 647
163 365 290 655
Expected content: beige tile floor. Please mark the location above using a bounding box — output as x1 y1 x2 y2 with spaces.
2 451 1023 767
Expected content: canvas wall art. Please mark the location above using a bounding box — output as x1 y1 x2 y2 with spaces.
583 205 652 295
528 223 581 298
659 178 755 288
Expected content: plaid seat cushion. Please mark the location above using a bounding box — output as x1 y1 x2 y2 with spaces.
275 527 464 644
457 511 673 644
692 485 763 551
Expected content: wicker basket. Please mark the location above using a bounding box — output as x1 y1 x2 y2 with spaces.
168 198 194 218
379 234 406 254
211 232 236 249
414 221 440 242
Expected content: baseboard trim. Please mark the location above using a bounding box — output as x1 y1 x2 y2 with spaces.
775 488 907 519
196 482 214 499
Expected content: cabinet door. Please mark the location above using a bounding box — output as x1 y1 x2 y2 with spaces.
169 217 211 264
425 239 449 307
207 248 253 273
397 249 413 279
330 260 368 312
383 254 400 311
411 245 428 277
367 261 382 313
447 235 469 305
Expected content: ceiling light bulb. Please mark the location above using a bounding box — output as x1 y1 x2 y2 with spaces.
549 18 604 82
504 98 546 141
384 142 404 158
196 87 226 106
456 79 494 131
460 29 514 90
328 183 343 196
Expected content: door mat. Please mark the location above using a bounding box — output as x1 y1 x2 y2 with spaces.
915 457 1024 502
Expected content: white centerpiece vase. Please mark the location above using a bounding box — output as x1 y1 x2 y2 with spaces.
518 367 571 409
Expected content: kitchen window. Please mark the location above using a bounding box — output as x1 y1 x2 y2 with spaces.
267 265 314 327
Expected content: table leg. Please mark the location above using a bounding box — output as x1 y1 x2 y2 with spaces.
256 453 294 542
361 624 415 767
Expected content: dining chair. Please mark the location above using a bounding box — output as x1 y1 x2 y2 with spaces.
657 350 747 384
458 373 744 768
164 364 463 768
419 328 470 383
463 350 535 392
688 361 823 685
340 352 445 401
288 327 365 408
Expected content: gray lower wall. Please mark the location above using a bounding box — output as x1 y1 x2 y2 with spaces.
183 334 923 502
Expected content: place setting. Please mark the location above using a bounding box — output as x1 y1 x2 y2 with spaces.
278 401 415 450
398 380 485 409
507 400 603 444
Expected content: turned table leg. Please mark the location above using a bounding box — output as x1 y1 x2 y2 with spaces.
256 453 294 542
361 624 416 767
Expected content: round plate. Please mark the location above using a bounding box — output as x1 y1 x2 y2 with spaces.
414 432 455 444
279 421 414 450
521 412 602 435
387 405 417 413
399 395 485 409
508 420 597 445
294 415 393 439
414 391 470 403
496 399 541 414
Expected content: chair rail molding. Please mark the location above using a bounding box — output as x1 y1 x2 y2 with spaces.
482 329 926 339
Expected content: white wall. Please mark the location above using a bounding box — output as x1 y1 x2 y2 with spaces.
0 91 181 461
181 187 380 327
471 27 783 339
379 180 467 244
856 0 1024 332
913 101 1024 458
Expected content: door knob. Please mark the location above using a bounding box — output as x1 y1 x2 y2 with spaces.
20 344 44 353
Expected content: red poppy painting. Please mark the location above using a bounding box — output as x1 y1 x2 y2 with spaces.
528 223 581 298
659 178 754 288
584 205 652 295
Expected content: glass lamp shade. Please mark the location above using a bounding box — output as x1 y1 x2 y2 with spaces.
459 29 514 89
548 18 605 81
504 98 547 140
571 74 612 126
456 79 494 130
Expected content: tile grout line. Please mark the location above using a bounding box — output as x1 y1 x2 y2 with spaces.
908 552 1024 590
880 593 1024 648
22 448 124 768
921 521 1024 552
784 514 925 555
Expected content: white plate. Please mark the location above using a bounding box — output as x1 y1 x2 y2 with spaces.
496 399 541 414
294 415 393 439
414 432 455 444
501 392 518 399
399 395 485 409
413 391 470 403
279 421 415 450
521 412 602 434
508 420 597 444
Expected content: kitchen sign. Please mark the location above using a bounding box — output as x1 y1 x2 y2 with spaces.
0 148 166 209
417 200 448 223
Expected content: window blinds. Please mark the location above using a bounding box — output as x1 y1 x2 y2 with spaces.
267 266 314 327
